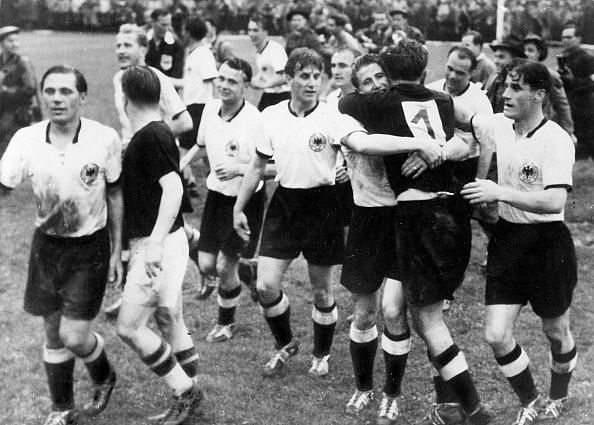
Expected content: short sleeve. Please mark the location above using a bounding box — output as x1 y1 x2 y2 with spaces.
248 114 267 156
139 128 180 183
105 128 122 184
542 131 574 190
0 129 28 188
157 71 187 120
269 42 288 73
471 113 498 152
197 49 218 81
331 113 366 146
256 112 274 158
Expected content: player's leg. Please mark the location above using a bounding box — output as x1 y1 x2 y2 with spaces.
257 256 297 377
205 252 241 342
308 263 338 377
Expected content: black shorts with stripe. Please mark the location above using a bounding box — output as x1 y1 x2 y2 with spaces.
198 188 265 259
395 196 471 307
24 227 110 320
259 185 345 265
486 219 578 318
341 205 399 294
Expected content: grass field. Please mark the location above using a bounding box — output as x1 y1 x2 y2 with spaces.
1 31 593 425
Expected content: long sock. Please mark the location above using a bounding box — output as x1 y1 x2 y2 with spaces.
261 292 292 348
549 345 577 400
382 329 410 397
312 303 338 357
495 343 538 406
434 344 480 414
142 340 192 396
44 345 75 411
79 332 113 384
429 350 460 404
171 319 199 379
349 323 378 392
218 285 241 326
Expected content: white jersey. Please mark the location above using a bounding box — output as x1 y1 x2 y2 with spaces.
197 99 264 196
113 66 186 147
183 44 218 105
426 79 493 158
0 118 121 237
257 100 363 189
472 114 574 224
256 40 290 94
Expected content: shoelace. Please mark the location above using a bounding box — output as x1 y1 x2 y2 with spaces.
515 405 538 425
46 412 69 425
427 406 447 425
348 391 372 409
544 400 563 418
378 397 399 419
266 351 286 369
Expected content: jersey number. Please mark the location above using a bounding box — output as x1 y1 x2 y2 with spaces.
411 109 435 139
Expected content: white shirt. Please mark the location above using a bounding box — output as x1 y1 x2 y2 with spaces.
472 114 574 224
256 40 290 94
426 79 493 158
197 99 264 196
257 101 362 189
113 66 186 147
0 118 121 237
183 44 218 105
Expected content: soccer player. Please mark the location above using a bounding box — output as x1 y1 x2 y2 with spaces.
461 59 578 425
232 48 433 379
116 66 202 425
247 15 291 111
0 66 121 425
195 57 267 343
339 40 493 425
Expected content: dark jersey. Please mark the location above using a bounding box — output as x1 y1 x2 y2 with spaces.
145 37 185 79
122 121 184 239
339 83 458 196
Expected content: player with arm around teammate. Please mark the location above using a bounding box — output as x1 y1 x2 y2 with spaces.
461 59 578 425
0 65 121 425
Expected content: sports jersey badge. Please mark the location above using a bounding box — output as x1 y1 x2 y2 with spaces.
225 140 240 157
160 54 173 71
519 160 539 184
80 163 99 185
309 133 327 152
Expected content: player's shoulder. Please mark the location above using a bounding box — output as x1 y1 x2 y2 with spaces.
240 100 262 118
12 120 47 142
261 99 289 118
80 117 120 142
425 79 445 92
540 120 573 144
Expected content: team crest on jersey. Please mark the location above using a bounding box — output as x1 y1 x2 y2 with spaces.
80 163 99 185
519 160 539 184
160 54 173 71
309 133 327 152
225 140 240 157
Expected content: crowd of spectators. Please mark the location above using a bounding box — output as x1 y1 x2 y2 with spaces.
1 0 594 43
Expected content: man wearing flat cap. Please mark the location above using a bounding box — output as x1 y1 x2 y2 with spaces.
485 34 526 113
383 7 425 46
0 26 39 157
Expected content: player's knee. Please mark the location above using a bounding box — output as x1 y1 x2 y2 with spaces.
58 330 88 355
198 260 216 278
382 301 406 323
542 319 571 346
154 307 176 337
216 260 238 286
116 321 138 345
484 323 513 350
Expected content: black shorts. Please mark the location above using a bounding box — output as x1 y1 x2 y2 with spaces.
258 92 290 111
336 180 353 227
24 227 110 320
178 103 206 149
341 205 399 294
395 196 471 307
453 156 479 186
198 188 265 259
259 185 345 265
486 219 578 318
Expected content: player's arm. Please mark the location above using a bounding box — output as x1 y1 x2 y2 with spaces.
106 182 124 287
169 109 193 136
233 153 268 241
145 171 183 277
251 70 287 90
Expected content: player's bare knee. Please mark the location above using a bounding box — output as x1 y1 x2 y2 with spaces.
543 318 571 347
58 330 89 355
484 323 513 351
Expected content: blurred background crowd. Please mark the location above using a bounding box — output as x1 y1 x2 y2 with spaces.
1 0 594 43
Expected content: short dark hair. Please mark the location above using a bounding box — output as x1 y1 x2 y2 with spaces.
380 40 428 81
507 58 552 93
327 13 348 27
448 45 477 71
121 65 161 105
286 9 309 22
562 22 582 38
187 17 208 41
523 36 548 61
150 8 171 21
351 53 387 89
41 65 88 94
221 57 252 82
463 30 483 47
285 48 324 77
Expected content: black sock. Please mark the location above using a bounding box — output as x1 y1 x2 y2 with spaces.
382 329 410 397
44 346 75 411
261 292 292 348
312 303 337 357
175 347 199 379
550 345 577 400
349 324 378 391
496 343 538 406
142 341 177 377
434 344 480 414
80 333 112 384
218 286 241 326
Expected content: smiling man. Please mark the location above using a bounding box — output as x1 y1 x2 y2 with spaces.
461 59 578 424
0 66 121 425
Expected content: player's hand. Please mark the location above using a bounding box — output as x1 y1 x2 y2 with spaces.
401 152 428 179
416 139 443 168
144 240 164 278
335 165 349 183
107 252 123 288
214 162 238 181
233 210 251 242
461 178 502 204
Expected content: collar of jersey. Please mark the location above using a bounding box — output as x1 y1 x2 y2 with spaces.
46 119 82 145
288 101 319 117
218 100 246 122
512 117 548 138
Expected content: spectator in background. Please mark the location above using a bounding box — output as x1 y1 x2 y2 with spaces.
145 9 184 89
461 30 496 89
485 35 526 113
358 7 391 54
522 33 574 139
169 0 189 42
326 13 363 56
285 9 322 57
384 7 425 46
248 15 290 111
0 26 39 157
205 19 235 66
559 23 594 160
